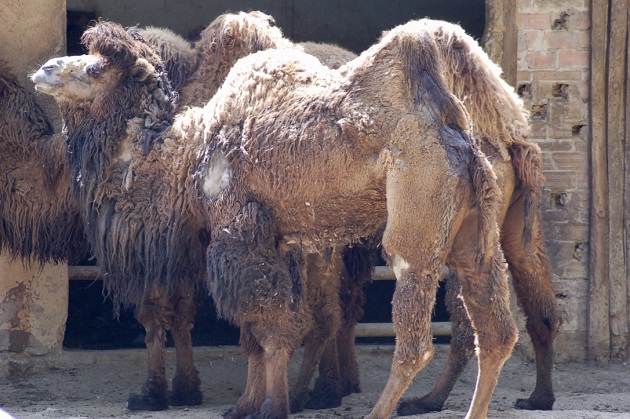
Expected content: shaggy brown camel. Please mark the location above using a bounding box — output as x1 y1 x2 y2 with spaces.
30 45 206 413
0 61 85 264
33 19 517 418
308 19 562 414
392 19 561 415
136 13 364 412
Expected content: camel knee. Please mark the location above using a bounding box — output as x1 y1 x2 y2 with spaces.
526 309 561 346
393 347 434 378
477 318 518 363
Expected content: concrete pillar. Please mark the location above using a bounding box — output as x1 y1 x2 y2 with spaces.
0 0 67 126
0 256 68 355
0 0 68 364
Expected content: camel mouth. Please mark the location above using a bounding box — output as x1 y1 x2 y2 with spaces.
31 72 63 94
33 81 63 93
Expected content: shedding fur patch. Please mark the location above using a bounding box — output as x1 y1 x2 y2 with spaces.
202 151 231 199
392 254 411 279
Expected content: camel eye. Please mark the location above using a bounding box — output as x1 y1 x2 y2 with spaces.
85 63 103 78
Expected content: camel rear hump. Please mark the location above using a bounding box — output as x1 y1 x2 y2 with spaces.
358 22 472 134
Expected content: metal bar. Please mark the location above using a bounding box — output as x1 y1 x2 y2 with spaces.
355 321 452 337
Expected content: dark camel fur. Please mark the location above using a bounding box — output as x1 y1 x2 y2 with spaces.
33 20 518 418
0 61 85 264
31 40 205 412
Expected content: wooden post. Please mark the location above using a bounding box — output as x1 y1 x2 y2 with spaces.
626 0 630 358
607 0 629 361
588 0 611 365
481 0 505 66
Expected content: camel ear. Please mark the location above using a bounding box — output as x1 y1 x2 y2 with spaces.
81 21 144 71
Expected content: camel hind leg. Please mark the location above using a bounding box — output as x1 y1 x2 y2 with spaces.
290 251 342 413
501 193 561 410
305 243 372 410
367 143 476 418
397 271 475 415
224 328 267 418
208 202 305 419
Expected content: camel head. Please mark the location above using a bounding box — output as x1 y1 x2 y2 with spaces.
32 54 111 102
32 21 175 122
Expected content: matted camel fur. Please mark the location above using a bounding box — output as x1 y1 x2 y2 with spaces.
33 18 518 419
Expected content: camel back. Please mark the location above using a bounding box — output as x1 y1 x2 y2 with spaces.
179 11 293 108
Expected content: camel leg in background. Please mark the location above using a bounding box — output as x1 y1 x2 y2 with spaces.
290 251 342 413
397 271 475 415
127 286 174 411
307 245 370 409
213 202 305 419
224 329 267 418
501 193 560 411
169 282 203 406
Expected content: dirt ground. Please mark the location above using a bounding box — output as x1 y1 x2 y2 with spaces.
1 344 629 419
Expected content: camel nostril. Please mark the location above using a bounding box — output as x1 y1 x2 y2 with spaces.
41 65 56 74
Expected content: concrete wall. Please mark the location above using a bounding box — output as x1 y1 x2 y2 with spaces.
0 0 66 127
515 0 590 362
0 0 69 366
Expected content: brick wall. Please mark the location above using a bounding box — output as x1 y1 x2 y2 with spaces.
515 0 590 362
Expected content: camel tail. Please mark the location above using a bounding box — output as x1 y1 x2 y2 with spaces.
468 145 503 271
510 140 545 249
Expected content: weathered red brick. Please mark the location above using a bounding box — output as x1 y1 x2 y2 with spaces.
518 12 552 30
552 152 588 171
544 31 580 49
543 171 577 190
533 71 584 81
558 49 589 69
568 10 591 30
527 51 558 69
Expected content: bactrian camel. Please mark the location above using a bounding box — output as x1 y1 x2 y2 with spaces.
33 19 517 418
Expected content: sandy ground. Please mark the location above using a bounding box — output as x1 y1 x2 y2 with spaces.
1 344 630 419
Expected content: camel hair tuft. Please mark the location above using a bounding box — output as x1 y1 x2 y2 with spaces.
34 17 518 419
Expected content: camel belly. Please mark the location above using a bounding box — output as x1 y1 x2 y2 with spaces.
274 193 387 247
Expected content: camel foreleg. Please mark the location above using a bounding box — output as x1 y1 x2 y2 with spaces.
169 283 202 406
127 286 173 411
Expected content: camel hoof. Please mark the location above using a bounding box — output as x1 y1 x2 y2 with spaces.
304 390 342 410
223 406 240 419
397 397 443 416
515 396 554 410
126 392 169 411
169 388 203 406
341 383 361 397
